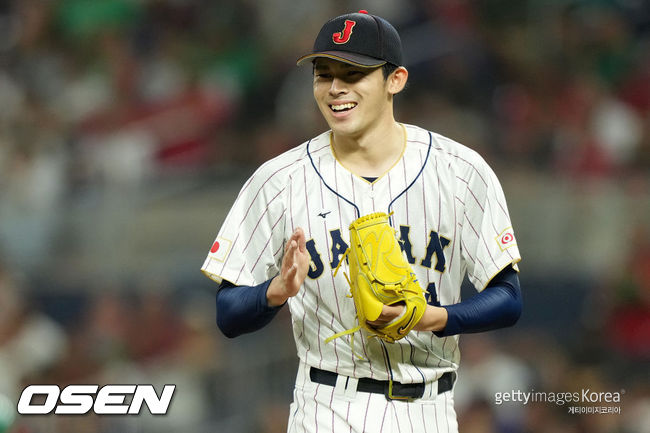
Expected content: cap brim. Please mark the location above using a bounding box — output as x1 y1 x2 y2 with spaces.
296 51 387 68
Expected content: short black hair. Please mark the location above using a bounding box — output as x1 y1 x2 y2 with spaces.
382 63 399 80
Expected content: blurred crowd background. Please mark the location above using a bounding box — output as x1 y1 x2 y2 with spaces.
0 0 649 432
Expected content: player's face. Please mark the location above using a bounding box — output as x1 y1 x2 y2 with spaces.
312 59 394 138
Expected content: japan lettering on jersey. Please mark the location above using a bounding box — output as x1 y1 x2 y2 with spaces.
202 124 521 384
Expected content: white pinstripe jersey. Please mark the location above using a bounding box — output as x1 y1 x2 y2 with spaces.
202 123 521 384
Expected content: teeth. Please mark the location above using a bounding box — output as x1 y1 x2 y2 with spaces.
331 103 357 112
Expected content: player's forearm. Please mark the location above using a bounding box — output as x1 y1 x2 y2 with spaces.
434 266 522 336
216 279 284 338
413 306 448 332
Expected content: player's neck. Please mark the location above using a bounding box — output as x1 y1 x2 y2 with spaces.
331 121 404 178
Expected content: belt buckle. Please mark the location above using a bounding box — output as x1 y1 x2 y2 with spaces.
384 380 423 401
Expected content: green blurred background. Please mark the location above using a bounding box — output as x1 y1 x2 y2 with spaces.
0 0 648 432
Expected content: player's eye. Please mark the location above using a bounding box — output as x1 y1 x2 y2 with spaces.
343 70 366 82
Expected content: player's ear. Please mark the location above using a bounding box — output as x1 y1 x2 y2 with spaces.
387 66 408 95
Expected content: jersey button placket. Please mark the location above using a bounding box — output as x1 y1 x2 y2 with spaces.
363 185 375 213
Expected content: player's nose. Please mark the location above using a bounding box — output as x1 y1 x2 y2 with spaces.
328 77 348 95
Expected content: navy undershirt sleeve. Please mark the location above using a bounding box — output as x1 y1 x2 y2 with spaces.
434 265 522 337
215 265 521 338
215 278 284 338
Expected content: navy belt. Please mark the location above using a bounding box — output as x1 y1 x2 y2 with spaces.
309 367 455 401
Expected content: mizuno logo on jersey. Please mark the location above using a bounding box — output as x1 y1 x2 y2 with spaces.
318 211 331 218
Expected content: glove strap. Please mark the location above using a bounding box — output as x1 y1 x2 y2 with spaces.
332 248 350 277
324 325 361 343
324 325 365 360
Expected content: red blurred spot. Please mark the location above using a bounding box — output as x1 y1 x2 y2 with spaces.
358 10 368 14
210 241 220 253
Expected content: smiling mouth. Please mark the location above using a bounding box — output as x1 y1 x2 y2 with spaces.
329 102 357 113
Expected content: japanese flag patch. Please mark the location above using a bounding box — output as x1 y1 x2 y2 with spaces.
208 237 232 262
495 227 517 251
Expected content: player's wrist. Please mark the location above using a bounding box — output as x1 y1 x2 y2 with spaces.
267 276 290 307
414 305 448 332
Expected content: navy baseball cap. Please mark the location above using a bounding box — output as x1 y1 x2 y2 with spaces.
296 10 403 68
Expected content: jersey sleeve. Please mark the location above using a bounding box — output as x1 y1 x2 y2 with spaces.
460 159 521 291
201 167 288 287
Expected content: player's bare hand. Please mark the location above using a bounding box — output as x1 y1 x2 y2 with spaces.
267 228 310 306
283 228 310 293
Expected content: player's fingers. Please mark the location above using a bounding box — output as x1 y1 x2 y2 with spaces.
285 229 301 252
295 228 307 253
285 238 297 256
285 240 299 267
290 229 303 247
285 263 298 287
367 303 405 326
282 247 294 270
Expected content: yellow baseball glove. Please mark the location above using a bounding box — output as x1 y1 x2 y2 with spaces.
326 212 427 345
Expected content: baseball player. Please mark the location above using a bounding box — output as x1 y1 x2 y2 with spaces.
202 10 522 433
